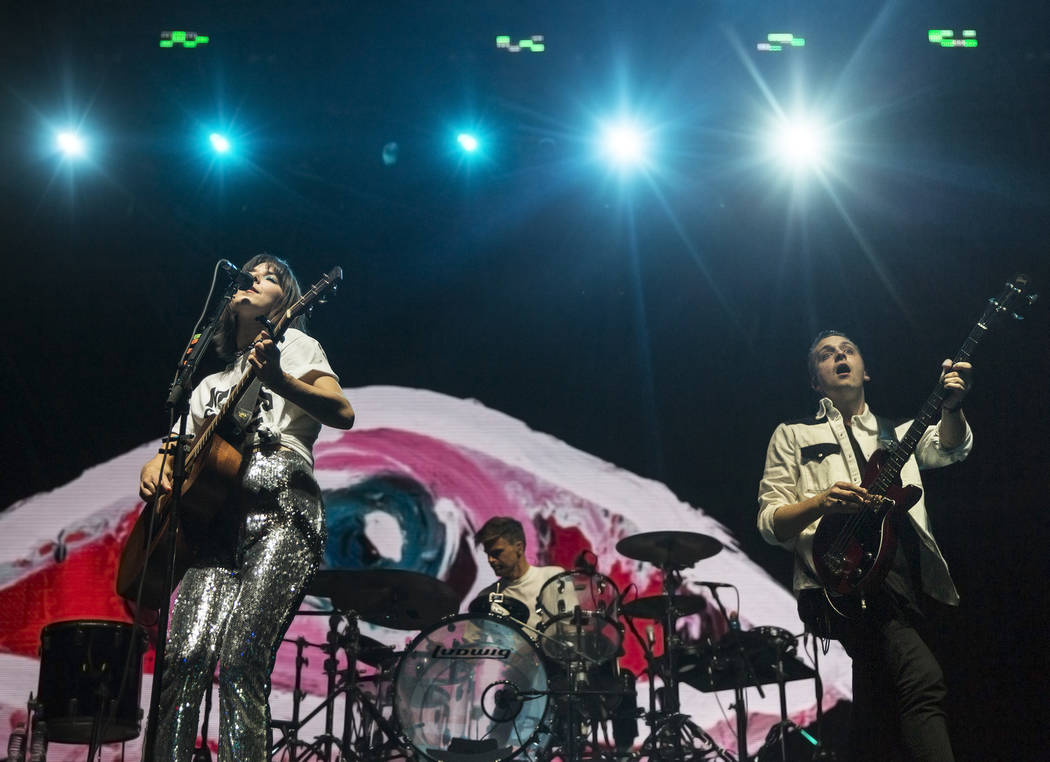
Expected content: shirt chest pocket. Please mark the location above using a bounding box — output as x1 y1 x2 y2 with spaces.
798 441 844 495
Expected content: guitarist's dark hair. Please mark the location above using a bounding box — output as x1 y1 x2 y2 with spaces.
214 253 307 363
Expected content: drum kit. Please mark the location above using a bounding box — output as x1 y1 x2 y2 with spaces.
19 531 818 762
267 530 820 762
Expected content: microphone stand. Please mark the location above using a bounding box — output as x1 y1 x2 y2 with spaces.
141 276 242 762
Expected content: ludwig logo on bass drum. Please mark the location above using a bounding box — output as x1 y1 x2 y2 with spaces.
432 644 512 660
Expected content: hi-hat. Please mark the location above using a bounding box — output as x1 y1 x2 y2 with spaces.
616 531 723 568
308 568 460 631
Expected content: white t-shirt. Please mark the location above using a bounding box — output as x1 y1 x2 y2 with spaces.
183 328 338 465
478 565 565 632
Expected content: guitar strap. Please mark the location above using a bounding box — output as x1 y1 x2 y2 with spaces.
222 378 264 447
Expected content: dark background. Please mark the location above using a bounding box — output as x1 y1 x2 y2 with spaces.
2 1 1048 758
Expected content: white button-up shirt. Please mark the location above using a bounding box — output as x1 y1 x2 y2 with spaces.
757 398 972 605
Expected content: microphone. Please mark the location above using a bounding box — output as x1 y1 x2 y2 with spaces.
696 581 733 589
574 550 597 575
219 260 254 290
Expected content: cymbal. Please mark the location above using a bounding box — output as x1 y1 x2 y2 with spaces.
621 594 707 620
616 531 723 568
309 569 460 631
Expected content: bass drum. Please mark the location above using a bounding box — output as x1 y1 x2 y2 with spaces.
37 620 147 743
393 613 549 762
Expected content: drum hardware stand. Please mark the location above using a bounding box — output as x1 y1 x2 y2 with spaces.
634 566 734 762
705 585 763 762
270 610 403 762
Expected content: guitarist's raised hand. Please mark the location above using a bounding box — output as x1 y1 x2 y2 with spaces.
939 359 972 411
938 359 972 450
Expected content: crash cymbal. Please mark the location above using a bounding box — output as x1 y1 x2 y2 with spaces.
616 531 723 568
620 594 707 620
309 569 461 631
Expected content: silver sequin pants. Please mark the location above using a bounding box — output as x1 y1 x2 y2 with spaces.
155 448 325 762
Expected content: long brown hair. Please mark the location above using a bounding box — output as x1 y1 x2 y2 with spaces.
214 253 307 362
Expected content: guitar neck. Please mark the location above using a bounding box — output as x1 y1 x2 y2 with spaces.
868 320 987 496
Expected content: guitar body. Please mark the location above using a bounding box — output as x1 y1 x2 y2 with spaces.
810 449 922 621
116 433 245 608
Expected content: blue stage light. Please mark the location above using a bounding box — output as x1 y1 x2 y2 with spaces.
56 131 85 157
209 133 231 153
457 133 479 152
600 122 648 167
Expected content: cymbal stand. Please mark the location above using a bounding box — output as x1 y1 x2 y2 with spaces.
638 566 734 762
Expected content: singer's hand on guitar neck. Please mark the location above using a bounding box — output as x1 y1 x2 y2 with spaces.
247 331 285 388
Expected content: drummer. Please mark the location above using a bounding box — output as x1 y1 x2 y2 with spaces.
469 516 565 634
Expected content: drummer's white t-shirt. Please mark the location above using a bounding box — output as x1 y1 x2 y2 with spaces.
481 565 564 633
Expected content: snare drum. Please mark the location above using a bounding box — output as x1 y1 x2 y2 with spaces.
37 620 147 744
393 613 549 762
536 571 623 665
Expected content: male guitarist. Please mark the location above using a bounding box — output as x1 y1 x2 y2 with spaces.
137 254 355 762
757 330 972 761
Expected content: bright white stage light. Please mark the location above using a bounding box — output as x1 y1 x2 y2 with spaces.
56 131 85 156
209 133 231 153
770 117 828 169
457 133 479 152
600 122 647 166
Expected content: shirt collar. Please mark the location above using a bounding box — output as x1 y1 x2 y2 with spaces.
816 397 878 432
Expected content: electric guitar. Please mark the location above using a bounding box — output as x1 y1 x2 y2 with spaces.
809 273 1035 626
116 267 343 608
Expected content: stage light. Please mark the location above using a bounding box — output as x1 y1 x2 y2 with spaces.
209 133 231 153
457 133 479 152
600 122 648 167
56 131 85 157
769 117 828 170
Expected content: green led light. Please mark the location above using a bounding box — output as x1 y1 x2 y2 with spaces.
184 41 197 48
496 35 510 45
964 39 978 47
940 29 954 37
197 36 209 44
159 40 172 47
769 44 783 51
940 40 954 47
532 44 545 52
963 29 976 37
791 38 805 46
799 729 819 746
768 33 794 42
519 39 532 48
172 30 186 42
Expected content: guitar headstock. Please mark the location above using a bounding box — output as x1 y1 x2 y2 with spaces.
983 273 1037 326
275 266 344 334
